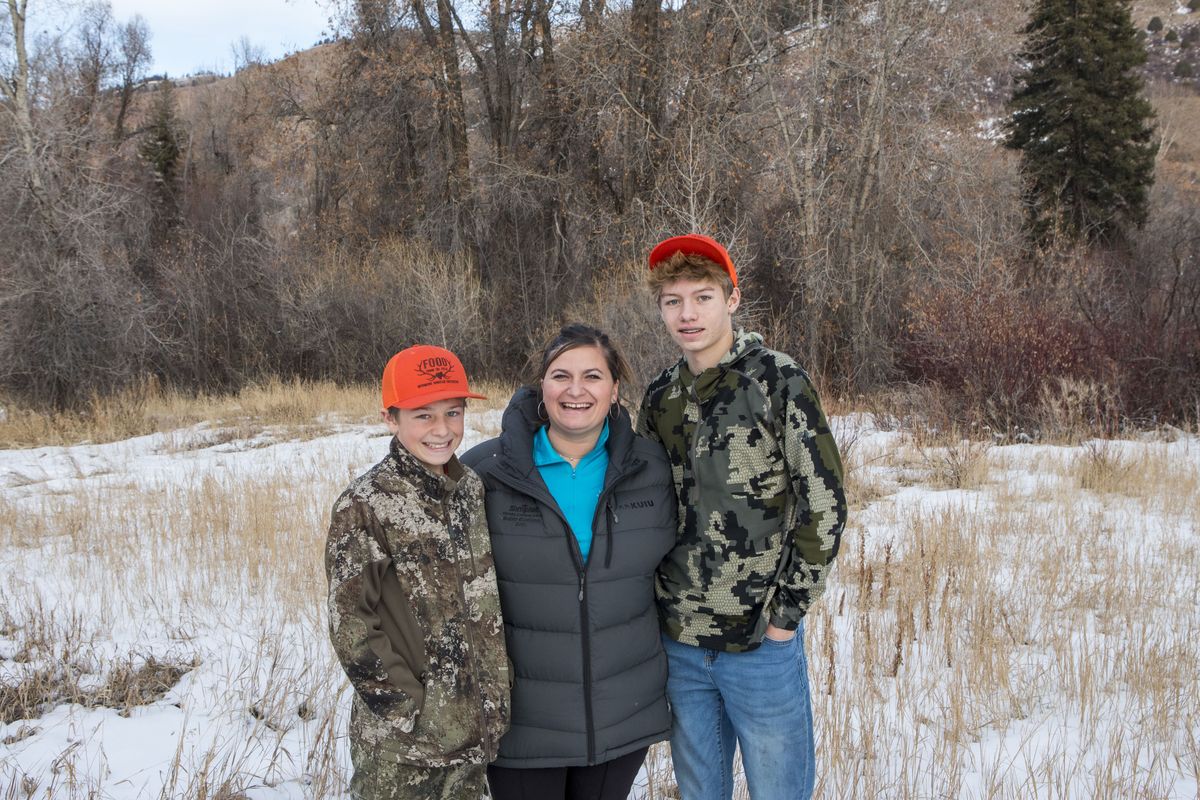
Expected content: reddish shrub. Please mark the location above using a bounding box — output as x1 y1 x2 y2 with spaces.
901 283 1092 423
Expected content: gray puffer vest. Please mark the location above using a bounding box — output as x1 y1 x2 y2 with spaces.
462 387 675 768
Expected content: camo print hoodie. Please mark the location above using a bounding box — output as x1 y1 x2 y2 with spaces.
325 438 510 767
638 329 847 653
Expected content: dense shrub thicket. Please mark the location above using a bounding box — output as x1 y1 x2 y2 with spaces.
1 0 1197 429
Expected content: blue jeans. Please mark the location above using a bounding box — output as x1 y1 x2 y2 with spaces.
662 625 815 800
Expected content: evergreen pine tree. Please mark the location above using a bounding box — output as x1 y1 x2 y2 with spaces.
1005 0 1157 244
139 80 183 230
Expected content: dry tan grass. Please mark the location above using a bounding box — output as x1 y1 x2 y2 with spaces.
0 597 194 726
1062 440 1200 517
0 377 516 449
1071 440 1135 493
881 431 993 492
0 396 442 796
0 657 194 726
1034 377 1122 444
0 411 366 794
833 416 899 511
804 428 1200 798
918 437 993 490
0 378 369 449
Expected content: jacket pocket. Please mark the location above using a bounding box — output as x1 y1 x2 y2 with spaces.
358 557 428 711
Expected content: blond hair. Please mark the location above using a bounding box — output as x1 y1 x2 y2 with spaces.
647 251 735 301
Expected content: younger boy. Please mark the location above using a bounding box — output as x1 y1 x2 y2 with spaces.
637 235 847 800
326 345 510 800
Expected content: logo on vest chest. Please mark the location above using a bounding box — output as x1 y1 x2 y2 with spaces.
501 502 542 524
617 499 654 511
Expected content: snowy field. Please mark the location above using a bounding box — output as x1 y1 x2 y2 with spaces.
1 413 1198 798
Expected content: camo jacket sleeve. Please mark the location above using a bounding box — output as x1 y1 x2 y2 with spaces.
636 391 661 443
768 365 847 630
325 491 424 731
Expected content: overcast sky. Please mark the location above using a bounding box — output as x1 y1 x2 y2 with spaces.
105 0 333 77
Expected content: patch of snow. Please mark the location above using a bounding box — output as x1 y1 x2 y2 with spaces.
977 116 1005 142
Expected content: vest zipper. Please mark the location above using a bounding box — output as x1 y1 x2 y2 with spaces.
492 457 643 764
578 571 595 762
575 461 642 763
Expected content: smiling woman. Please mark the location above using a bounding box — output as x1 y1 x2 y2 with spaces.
539 341 622 457
462 324 677 800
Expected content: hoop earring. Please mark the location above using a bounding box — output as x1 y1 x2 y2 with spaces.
609 401 619 420
537 401 548 421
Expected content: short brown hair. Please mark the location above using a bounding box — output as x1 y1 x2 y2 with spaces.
647 251 735 301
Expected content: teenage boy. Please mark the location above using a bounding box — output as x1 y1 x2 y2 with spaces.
326 345 510 800
637 235 847 800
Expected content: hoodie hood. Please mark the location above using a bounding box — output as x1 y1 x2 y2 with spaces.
680 328 764 402
723 328 764 367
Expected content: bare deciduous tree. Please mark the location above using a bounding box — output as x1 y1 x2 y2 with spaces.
1 0 50 217
411 0 472 228
113 14 150 141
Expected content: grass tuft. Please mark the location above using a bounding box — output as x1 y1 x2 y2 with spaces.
0 656 194 724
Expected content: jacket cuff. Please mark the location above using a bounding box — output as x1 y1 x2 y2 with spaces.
768 611 801 631
768 591 805 630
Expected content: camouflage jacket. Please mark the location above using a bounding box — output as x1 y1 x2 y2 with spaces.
325 437 510 767
638 329 847 652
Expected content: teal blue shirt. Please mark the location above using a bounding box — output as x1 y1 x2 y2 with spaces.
533 421 610 563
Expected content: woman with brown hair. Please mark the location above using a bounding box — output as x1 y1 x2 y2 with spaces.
463 324 676 800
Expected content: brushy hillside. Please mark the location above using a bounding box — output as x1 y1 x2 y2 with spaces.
2 0 1198 432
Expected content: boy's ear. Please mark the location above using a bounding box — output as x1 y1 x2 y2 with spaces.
727 286 741 313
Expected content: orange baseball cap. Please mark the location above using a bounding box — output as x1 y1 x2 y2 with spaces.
381 345 486 410
648 233 738 287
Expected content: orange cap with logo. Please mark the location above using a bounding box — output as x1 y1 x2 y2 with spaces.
648 233 738 288
381 345 487 410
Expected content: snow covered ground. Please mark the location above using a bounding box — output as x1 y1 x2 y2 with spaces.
1 414 1197 798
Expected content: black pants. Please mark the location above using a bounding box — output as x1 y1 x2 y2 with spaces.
486 746 650 800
